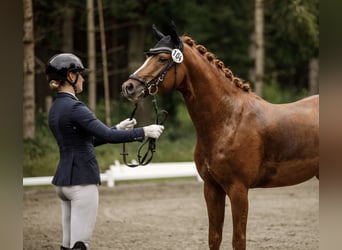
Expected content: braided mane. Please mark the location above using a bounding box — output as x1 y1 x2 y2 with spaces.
182 36 250 92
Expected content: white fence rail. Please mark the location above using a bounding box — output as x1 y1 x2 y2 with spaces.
23 161 201 187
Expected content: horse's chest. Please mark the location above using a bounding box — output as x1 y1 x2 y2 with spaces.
194 143 238 181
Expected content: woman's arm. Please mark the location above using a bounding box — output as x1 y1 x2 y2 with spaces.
72 102 145 145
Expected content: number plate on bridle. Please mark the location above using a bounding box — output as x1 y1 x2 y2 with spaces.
171 49 183 63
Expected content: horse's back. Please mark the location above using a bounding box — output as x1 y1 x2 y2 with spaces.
266 94 319 126
293 94 319 109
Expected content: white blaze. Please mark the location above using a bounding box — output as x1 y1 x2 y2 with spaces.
133 57 152 75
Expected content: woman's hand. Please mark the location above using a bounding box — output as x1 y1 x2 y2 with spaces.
143 125 164 139
115 118 137 130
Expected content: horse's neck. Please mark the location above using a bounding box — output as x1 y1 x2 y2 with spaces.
179 51 244 135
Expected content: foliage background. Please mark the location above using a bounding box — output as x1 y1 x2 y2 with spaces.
24 0 319 177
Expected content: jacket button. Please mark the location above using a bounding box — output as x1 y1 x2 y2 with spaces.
73 126 77 130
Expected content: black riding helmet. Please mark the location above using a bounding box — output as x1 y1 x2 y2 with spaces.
45 53 88 82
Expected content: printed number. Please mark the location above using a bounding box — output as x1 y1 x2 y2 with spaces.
172 49 183 63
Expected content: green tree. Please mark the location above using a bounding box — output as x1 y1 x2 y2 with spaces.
264 0 319 92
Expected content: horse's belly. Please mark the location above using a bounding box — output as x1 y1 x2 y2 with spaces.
253 157 319 188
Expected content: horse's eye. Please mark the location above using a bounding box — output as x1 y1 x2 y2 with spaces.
158 56 168 63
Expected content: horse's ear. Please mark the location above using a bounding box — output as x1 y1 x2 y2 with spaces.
152 24 165 41
168 21 182 47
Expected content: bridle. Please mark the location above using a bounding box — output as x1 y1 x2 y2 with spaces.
128 39 184 97
120 58 173 168
128 56 177 97
121 41 184 168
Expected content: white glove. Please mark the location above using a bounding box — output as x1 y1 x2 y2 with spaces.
116 118 137 130
143 125 164 139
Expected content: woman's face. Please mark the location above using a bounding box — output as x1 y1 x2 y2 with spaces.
75 72 84 93
68 71 84 93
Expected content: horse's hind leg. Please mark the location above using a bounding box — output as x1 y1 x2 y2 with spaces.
226 182 249 250
204 180 226 250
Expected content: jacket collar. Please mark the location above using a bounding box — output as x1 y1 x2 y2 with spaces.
56 91 79 101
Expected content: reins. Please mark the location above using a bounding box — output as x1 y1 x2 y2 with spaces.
121 95 168 167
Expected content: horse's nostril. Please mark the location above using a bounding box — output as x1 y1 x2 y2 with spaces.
125 82 135 95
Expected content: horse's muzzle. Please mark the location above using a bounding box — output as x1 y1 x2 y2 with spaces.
122 80 145 102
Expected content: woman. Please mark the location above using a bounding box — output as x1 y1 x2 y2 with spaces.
45 53 164 250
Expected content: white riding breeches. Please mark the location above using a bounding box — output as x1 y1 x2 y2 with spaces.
56 184 99 249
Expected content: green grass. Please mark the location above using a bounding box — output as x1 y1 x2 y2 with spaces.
263 80 309 104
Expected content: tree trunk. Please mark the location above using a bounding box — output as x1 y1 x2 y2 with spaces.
87 0 96 112
254 0 264 97
62 6 74 52
128 25 152 125
309 58 319 95
23 0 35 140
97 0 111 126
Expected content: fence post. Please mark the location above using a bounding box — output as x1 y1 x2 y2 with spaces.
106 169 114 187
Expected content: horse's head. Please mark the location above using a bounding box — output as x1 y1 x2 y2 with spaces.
122 24 185 103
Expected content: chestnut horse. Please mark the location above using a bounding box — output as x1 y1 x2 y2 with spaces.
121 25 319 250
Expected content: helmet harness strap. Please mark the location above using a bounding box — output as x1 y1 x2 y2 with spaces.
66 71 79 94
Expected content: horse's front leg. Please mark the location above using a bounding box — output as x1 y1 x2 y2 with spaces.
226 182 249 250
204 180 226 250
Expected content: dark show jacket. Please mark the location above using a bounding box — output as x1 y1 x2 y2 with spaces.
48 92 145 186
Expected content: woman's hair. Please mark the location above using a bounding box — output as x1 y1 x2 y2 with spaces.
49 79 63 90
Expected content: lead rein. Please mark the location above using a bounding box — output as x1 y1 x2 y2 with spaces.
121 95 168 167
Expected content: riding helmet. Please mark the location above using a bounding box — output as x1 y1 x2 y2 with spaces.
45 53 88 82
